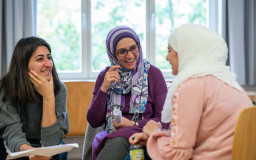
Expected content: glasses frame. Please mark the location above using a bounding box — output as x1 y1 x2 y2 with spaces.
116 44 139 57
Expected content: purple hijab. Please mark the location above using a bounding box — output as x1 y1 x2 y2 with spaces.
105 26 150 117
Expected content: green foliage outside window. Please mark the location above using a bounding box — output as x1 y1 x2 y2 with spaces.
37 0 81 71
37 0 206 72
155 0 206 71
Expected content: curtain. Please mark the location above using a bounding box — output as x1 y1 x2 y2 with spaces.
0 0 35 77
221 0 256 89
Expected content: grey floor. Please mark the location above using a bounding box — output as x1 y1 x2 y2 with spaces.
64 136 85 160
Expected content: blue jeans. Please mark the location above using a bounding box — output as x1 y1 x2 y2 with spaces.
0 138 7 160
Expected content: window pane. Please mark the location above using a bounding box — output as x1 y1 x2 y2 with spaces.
37 0 81 72
91 0 146 72
155 0 207 71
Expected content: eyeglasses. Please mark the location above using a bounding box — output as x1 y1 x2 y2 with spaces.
116 44 139 57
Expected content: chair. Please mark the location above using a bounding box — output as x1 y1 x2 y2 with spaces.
248 95 256 105
82 124 104 160
64 81 95 159
232 106 256 160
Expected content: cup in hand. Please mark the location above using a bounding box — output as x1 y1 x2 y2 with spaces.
113 108 123 124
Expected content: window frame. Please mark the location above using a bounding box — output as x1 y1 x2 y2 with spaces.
55 0 219 81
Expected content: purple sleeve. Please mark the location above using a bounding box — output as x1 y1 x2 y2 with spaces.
87 65 168 129
87 67 110 128
137 65 168 129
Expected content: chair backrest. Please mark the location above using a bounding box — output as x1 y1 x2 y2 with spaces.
64 81 95 136
232 106 256 160
248 95 256 105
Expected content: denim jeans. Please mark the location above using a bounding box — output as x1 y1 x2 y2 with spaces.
0 138 7 160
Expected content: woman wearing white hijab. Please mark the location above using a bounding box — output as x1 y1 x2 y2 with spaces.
129 24 253 160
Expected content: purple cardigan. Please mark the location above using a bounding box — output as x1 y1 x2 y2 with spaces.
87 64 168 157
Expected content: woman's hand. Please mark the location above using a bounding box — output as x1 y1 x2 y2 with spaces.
29 155 52 160
20 144 52 160
129 133 149 146
29 70 56 127
113 117 135 131
101 65 120 93
142 120 162 137
28 70 54 98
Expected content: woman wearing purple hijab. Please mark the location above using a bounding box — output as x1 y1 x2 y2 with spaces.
87 26 168 160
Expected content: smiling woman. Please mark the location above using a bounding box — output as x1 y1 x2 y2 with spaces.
28 46 53 81
86 26 168 160
0 37 69 160
115 38 139 70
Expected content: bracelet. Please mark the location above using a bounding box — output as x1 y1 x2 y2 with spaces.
134 121 139 127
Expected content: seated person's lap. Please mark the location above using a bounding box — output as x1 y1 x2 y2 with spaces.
97 137 130 160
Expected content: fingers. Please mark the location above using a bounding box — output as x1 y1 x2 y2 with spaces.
106 71 119 83
28 70 48 87
113 119 119 131
28 71 42 91
113 119 124 130
28 72 36 84
129 133 141 144
108 65 120 80
109 65 120 72
101 65 120 92
129 133 149 145
157 122 162 129
29 155 52 160
28 70 54 97
143 120 162 136
28 71 40 86
113 117 134 129
107 66 120 82
29 70 45 82
49 74 53 83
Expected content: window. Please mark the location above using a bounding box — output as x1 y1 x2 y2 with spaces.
90 0 146 72
37 0 215 80
155 0 207 75
37 0 81 72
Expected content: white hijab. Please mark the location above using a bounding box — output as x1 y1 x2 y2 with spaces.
161 24 242 123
